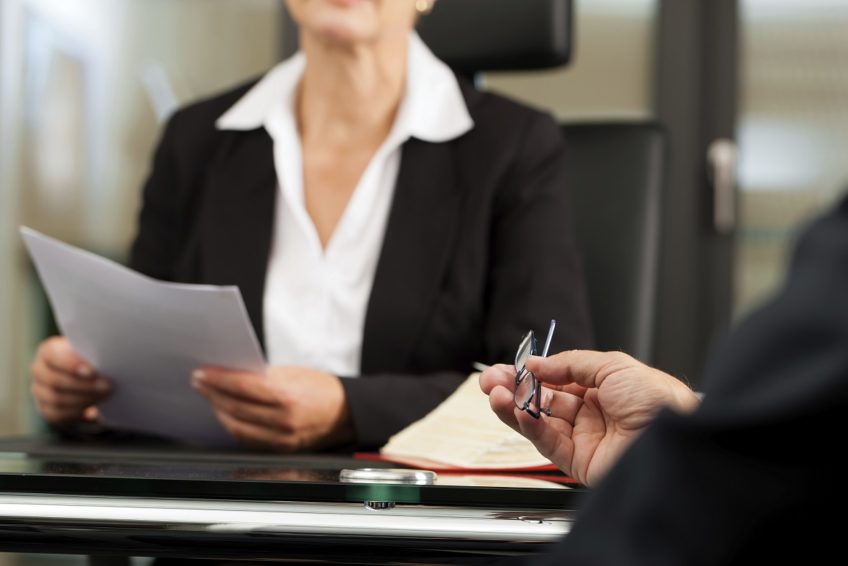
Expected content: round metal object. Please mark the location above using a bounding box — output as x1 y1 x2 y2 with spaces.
339 468 437 485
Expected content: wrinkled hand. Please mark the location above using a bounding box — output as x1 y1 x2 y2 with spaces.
30 336 112 425
192 365 354 452
480 350 699 486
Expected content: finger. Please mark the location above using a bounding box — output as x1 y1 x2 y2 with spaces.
569 395 607 485
489 384 521 433
192 368 276 406
542 387 585 425
525 350 640 390
31 383 99 424
31 358 111 396
479 363 585 398
212 408 297 452
39 337 95 378
479 364 515 395
514 408 576 475
31 381 108 410
196 384 291 433
557 382 590 398
489 382 585 432
36 403 88 425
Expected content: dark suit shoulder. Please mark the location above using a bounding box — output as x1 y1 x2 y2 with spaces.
172 77 261 129
456 76 562 152
160 76 263 161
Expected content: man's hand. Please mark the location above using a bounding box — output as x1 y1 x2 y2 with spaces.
30 336 112 425
192 365 354 452
480 350 699 486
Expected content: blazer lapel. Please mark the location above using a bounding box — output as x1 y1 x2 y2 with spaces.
201 129 277 349
361 138 464 373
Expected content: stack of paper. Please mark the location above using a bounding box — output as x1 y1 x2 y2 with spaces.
21 227 266 446
379 374 555 470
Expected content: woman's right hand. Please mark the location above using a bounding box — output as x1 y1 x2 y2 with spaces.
30 336 112 425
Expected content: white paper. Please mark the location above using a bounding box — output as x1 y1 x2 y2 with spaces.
21 227 266 446
380 375 554 469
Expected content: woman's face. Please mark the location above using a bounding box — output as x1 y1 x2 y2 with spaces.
286 0 420 45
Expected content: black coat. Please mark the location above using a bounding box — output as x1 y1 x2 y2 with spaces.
129 76 594 449
532 195 848 564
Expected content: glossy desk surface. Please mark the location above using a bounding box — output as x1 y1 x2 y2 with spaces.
0 436 584 563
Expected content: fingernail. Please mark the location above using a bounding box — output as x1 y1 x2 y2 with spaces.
76 365 93 378
191 370 205 388
94 379 110 392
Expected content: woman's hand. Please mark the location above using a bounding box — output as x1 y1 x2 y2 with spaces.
30 336 112 425
191 366 354 452
480 350 699 486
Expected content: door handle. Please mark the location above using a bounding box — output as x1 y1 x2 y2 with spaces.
707 138 738 234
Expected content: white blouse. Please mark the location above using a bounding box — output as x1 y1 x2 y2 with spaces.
215 33 473 376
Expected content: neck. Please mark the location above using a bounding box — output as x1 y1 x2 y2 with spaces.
297 32 410 148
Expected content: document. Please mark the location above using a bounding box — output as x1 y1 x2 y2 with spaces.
21 227 266 446
378 374 556 471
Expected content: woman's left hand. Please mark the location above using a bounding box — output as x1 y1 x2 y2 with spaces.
191 366 354 452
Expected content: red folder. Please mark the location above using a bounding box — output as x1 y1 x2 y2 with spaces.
353 452 579 485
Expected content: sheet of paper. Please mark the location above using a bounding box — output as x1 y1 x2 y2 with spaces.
21 227 266 446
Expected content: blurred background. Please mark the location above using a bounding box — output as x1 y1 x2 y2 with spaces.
0 1 847 560
0 0 658 445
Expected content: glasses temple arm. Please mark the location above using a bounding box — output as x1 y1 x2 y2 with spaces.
541 319 556 357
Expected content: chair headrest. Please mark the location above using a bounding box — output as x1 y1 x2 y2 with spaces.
417 0 573 73
282 0 573 74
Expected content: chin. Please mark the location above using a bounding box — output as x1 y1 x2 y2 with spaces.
313 20 378 45
292 0 382 45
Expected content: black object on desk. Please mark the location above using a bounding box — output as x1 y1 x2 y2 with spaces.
0 436 585 564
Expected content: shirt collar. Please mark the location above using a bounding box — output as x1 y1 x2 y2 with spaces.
215 32 474 143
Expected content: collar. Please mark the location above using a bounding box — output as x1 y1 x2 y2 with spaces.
215 32 474 143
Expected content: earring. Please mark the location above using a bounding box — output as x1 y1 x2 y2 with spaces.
415 0 434 15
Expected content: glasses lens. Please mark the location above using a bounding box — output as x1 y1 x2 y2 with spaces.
527 380 552 417
515 331 535 373
514 371 552 418
514 369 535 411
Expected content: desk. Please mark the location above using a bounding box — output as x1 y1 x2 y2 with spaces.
0 437 584 564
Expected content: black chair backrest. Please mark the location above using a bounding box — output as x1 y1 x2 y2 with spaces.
281 0 573 73
561 123 665 363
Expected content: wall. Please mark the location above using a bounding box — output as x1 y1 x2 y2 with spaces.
735 0 848 315
0 0 281 437
486 0 657 121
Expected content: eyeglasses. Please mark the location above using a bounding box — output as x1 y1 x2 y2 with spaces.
514 319 556 419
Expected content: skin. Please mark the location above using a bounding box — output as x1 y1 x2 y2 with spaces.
288 0 420 248
480 350 700 486
29 336 110 425
193 0 425 451
191 366 351 451
31 0 430 452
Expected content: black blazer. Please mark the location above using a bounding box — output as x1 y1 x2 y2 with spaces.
531 195 848 565
129 77 593 449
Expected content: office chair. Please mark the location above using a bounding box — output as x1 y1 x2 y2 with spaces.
560 123 664 363
282 0 664 363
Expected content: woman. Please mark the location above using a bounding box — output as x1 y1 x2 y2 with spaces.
29 0 593 451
